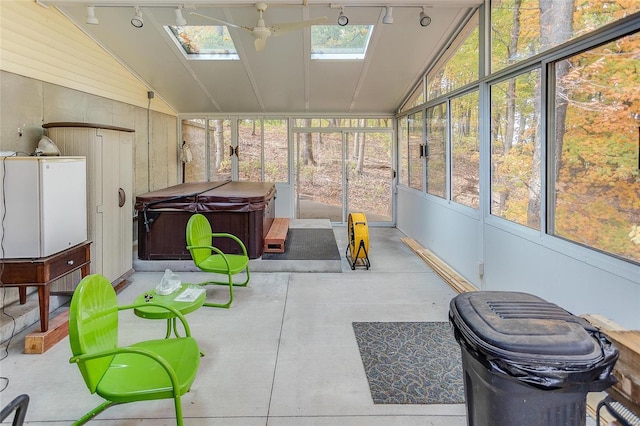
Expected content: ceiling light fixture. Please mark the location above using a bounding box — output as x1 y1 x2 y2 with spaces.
337 7 348 26
131 6 143 28
382 6 393 24
174 7 187 26
86 5 99 25
419 8 431 27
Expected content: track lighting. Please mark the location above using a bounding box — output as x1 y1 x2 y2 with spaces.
131 6 143 28
382 6 393 24
174 7 187 26
86 6 99 25
337 7 348 26
419 8 431 27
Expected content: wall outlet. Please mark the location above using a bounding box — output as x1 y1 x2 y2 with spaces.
478 261 484 277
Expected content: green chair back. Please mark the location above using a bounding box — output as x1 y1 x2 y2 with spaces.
186 213 213 267
68 274 119 393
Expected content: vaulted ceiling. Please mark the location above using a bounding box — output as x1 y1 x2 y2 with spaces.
40 0 481 115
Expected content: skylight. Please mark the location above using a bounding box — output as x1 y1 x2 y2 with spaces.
166 26 239 60
311 25 373 60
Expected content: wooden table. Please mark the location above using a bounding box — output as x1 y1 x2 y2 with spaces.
0 241 91 332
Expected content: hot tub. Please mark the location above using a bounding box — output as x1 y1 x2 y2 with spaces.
135 181 276 260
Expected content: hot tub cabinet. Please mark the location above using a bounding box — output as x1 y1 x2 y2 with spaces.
135 181 276 260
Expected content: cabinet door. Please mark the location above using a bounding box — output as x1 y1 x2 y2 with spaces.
117 131 133 278
98 129 133 283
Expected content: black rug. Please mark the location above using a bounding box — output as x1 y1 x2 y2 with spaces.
262 228 341 260
353 322 465 405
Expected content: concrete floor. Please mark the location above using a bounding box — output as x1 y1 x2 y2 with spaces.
0 226 599 425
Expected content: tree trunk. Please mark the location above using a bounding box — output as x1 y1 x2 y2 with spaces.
526 0 574 226
301 118 316 166
356 132 365 174
504 0 521 155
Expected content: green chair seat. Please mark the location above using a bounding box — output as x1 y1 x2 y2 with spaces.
96 338 200 402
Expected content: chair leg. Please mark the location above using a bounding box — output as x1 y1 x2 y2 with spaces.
198 267 250 308
234 267 250 287
174 394 184 426
73 401 118 425
201 276 234 309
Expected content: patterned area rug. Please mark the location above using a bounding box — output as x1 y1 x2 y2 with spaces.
352 322 465 404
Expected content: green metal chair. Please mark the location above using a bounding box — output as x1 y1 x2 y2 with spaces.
68 274 201 426
186 213 250 309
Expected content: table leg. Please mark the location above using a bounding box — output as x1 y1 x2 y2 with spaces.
80 262 89 278
37 285 50 332
19 287 27 304
164 319 172 339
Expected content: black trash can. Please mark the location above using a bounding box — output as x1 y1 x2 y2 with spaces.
449 291 618 426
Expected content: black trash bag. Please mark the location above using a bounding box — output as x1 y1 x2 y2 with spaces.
449 291 619 393
453 325 619 392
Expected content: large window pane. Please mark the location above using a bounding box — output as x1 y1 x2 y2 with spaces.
552 33 640 263
451 91 480 208
426 103 447 198
182 118 207 182
427 12 479 100
491 0 639 72
398 116 409 186
401 81 424 112
490 70 541 229
238 119 262 182
408 111 424 191
293 118 391 128
264 119 288 183
208 119 231 181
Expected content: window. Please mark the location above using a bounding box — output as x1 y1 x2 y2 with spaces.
208 119 232 180
427 11 479 100
398 116 409 186
311 25 373 60
426 103 447 198
238 118 289 183
408 111 424 191
451 91 480 208
238 119 262 182
167 26 239 60
491 0 640 72
181 118 231 182
551 32 640 264
182 119 207 182
490 69 541 230
293 118 391 128
401 80 425 112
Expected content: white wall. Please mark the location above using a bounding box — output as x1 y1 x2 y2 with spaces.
397 186 640 329
397 186 482 286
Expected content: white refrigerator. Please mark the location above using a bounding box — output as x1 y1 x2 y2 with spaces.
0 156 87 258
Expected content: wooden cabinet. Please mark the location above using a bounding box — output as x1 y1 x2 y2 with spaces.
44 123 134 286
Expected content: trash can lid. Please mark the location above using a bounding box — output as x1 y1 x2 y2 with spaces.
450 291 603 365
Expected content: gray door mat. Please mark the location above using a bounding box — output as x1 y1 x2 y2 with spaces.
261 228 341 261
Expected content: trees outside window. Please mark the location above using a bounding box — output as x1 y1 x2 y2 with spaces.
490 70 541 229
398 116 409 186
551 33 640 263
426 103 447 198
408 111 424 191
451 91 480 209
